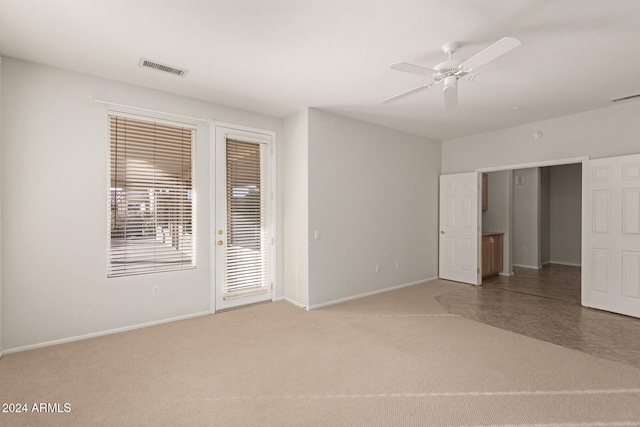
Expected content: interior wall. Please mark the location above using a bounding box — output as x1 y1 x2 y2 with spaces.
0 56 3 356
550 163 582 265
307 109 440 307
482 171 513 275
1 57 284 352
540 167 551 265
513 168 540 269
283 110 309 307
441 101 640 174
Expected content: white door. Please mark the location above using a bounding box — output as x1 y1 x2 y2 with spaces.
215 126 274 311
439 172 481 285
582 154 640 318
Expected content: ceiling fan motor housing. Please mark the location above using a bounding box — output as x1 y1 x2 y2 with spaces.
434 58 465 78
433 58 462 74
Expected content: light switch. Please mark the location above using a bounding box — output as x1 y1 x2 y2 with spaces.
314 230 320 240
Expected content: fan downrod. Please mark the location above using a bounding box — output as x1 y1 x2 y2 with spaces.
434 42 464 76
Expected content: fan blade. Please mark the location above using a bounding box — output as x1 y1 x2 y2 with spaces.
390 62 438 78
466 71 535 86
382 83 435 104
443 84 458 110
458 37 521 71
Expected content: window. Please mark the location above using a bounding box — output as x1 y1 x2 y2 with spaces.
108 113 195 276
224 139 268 295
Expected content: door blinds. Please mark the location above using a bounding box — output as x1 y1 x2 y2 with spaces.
109 114 195 276
224 139 268 296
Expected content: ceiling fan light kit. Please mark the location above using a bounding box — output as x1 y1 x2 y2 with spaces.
384 37 522 109
444 75 458 88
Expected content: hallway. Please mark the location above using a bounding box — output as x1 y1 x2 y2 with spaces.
436 264 640 368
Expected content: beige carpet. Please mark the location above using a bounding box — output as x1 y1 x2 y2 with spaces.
1 279 640 426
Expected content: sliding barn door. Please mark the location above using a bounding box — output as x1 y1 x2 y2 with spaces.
583 154 640 318
215 126 273 311
439 172 481 285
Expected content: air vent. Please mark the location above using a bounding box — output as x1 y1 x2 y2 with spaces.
611 93 640 103
139 58 188 77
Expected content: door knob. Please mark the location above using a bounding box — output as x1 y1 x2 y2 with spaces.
217 240 223 246
441 230 445 234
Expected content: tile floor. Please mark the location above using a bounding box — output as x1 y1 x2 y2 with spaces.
436 264 640 369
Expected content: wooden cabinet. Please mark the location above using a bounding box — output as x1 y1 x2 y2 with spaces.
482 235 492 276
482 232 503 279
491 233 503 274
482 173 488 211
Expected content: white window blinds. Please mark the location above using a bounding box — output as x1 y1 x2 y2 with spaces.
224 139 268 296
109 114 195 277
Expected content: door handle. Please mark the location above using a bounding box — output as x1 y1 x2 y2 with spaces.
217 240 224 246
441 230 445 234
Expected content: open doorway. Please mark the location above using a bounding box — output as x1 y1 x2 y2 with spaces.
480 163 582 305
439 153 640 319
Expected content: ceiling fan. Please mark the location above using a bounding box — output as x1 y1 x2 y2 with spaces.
383 37 522 110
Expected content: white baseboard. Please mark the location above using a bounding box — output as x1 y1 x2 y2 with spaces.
549 261 582 267
307 277 438 310
498 271 514 277
513 264 542 270
3 311 211 355
282 296 307 309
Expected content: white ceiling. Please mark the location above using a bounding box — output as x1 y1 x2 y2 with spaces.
1 0 639 140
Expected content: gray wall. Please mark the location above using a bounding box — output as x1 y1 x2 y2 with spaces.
540 167 551 265
442 101 640 174
1 57 284 352
550 163 582 265
307 109 441 307
283 110 309 307
0 56 3 356
513 168 540 269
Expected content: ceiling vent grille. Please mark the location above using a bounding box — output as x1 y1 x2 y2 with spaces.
139 58 188 77
611 93 640 103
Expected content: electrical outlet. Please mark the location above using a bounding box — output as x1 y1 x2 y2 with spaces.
395 261 400 269
375 264 380 273
152 286 159 297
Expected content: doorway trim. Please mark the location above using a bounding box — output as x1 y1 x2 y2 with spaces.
209 121 278 314
476 156 589 173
